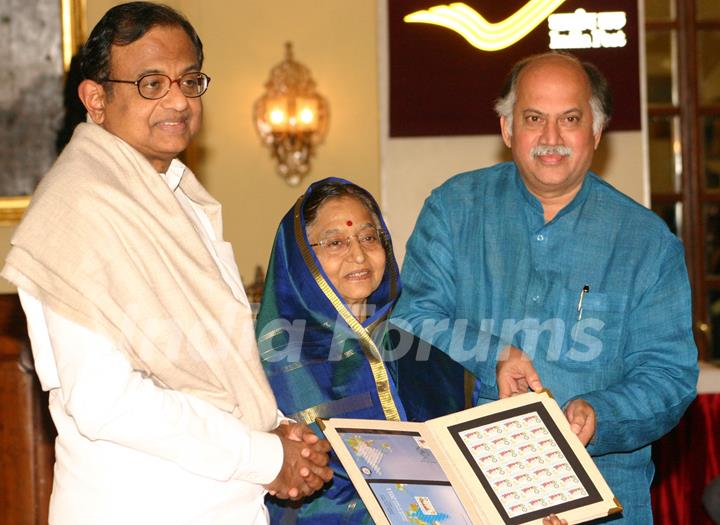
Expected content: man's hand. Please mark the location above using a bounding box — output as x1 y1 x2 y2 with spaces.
264 423 333 500
543 513 568 525
564 399 596 446
277 421 332 465
496 346 543 398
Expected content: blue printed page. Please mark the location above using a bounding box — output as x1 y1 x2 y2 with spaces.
371 482 472 525
336 429 473 524
339 431 445 480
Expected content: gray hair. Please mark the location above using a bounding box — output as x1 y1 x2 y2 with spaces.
494 52 612 136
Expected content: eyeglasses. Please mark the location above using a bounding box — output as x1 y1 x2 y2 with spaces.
309 227 385 257
103 72 211 100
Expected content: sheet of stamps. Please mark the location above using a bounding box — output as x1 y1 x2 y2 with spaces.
447 401 602 524
457 412 588 517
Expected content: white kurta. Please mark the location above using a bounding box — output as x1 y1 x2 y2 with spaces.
18 160 283 525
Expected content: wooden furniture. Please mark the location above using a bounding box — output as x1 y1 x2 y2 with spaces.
645 1 720 360
0 294 54 525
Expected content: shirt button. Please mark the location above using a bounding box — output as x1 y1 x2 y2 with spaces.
532 295 540 302
536 234 544 241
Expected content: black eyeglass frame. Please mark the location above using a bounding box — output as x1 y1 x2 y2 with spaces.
103 72 211 100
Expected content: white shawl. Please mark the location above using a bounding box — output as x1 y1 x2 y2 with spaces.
3 122 278 431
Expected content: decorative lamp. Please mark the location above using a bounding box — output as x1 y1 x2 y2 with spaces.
253 42 329 186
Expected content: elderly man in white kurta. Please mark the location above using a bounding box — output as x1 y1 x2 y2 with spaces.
2 3 331 524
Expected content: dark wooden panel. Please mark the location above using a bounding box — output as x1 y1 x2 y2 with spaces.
0 341 35 525
0 294 54 525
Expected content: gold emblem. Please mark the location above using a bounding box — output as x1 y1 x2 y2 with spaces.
404 1 567 51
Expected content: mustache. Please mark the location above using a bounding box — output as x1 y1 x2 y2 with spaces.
531 144 573 157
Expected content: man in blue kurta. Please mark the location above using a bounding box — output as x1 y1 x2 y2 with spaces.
392 52 698 524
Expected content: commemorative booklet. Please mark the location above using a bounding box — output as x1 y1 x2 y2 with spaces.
318 390 621 525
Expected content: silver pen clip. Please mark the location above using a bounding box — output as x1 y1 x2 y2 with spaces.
577 285 590 321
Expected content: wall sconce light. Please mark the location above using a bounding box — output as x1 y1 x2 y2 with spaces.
253 42 329 186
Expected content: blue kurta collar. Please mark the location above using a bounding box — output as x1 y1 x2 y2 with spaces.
512 163 594 226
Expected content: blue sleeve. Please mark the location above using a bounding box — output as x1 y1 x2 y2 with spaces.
391 192 508 392
580 238 698 456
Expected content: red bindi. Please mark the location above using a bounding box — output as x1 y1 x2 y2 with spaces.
346 220 353 226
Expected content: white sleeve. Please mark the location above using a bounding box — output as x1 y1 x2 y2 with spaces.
18 290 283 485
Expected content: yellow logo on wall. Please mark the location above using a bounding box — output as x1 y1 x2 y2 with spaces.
404 1 567 51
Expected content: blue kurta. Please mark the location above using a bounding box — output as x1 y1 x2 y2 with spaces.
392 162 698 524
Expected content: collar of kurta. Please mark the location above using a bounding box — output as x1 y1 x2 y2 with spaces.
512 163 594 224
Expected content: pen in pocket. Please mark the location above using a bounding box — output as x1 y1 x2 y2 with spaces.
577 285 590 321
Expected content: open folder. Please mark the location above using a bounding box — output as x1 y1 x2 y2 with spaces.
318 390 621 525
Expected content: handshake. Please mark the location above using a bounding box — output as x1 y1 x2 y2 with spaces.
264 422 334 500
